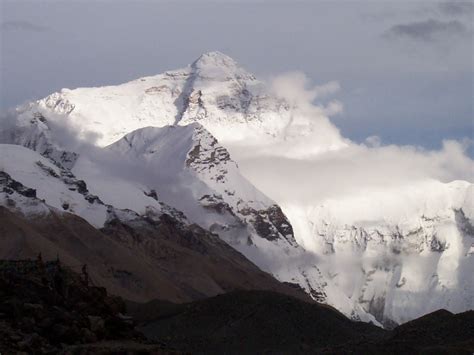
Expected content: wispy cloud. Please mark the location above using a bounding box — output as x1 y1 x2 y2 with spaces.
384 19 469 42
1 20 50 33
438 1 474 17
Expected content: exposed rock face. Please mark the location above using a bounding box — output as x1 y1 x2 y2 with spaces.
240 205 296 245
183 125 297 245
182 125 298 246
185 127 231 183
199 194 236 216
0 172 37 199
42 91 76 115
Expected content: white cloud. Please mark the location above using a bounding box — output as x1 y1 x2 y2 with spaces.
235 140 473 207
365 135 382 147
230 72 473 209
270 71 341 106
234 72 348 159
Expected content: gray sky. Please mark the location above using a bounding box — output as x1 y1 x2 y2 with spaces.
1 0 472 152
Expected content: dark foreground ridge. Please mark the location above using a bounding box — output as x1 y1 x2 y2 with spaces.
1 258 473 355
0 259 173 354
133 290 474 355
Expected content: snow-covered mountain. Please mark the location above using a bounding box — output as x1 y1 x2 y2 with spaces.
16 51 347 157
1 51 472 326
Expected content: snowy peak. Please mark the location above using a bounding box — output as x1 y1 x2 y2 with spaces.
189 51 256 81
108 123 269 207
106 123 237 186
192 51 238 69
14 51 291 147
11 50 347 157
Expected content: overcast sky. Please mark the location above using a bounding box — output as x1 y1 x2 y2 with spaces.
1 0 472 152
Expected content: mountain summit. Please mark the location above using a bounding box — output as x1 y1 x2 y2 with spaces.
15 52 346 156
191 51 242 72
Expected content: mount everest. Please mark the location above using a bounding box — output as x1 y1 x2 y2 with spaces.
1 51 472 327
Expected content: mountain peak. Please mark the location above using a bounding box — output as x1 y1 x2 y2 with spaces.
192 51 239 69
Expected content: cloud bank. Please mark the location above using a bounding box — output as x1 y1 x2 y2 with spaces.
236 139 473 206
234 72 348 159
384 19 469 42
230 72 473 208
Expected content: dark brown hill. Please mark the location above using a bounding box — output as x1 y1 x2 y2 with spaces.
0 206 310 304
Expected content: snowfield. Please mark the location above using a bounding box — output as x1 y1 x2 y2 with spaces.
0 144 107 227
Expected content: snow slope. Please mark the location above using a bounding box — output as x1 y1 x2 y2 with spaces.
0 144 107 227
282 180 474 325
0 112 78 169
